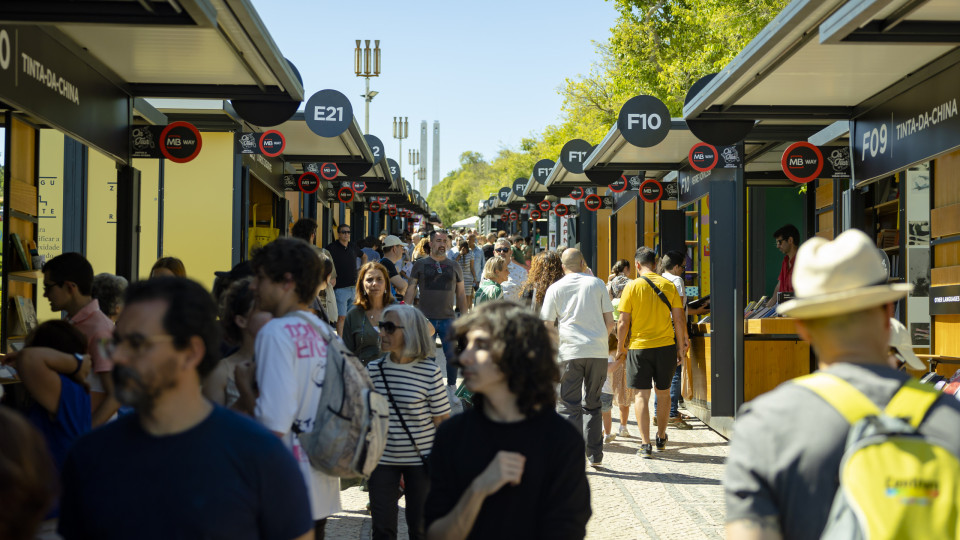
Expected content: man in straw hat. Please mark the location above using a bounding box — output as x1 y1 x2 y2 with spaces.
724 229 960 540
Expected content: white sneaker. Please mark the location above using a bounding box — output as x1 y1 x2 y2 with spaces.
603 432 617 444
618 425 630 438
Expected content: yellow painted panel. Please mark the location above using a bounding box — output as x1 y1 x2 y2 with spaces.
701 197 711 296
162 132 234 291
134 159 160 281
86 148 117 275
37 130 65 323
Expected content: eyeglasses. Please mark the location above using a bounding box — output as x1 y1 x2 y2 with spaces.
99 333 175 360
378 321 405 334
42 280 63 290
435 262 443 275
339 230 351 234
494 248 510 253
775 238 784 246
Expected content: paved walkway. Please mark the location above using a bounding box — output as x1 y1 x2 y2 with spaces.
326 406 729 539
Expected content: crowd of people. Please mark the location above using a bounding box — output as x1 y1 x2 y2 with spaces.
2 218 959 540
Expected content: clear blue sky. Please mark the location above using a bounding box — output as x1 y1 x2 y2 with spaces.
249 0 619 195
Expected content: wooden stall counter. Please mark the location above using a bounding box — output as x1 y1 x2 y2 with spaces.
685 319 811 438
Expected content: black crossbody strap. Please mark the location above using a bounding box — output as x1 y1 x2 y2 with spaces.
378 361 429 466
640 275 673 312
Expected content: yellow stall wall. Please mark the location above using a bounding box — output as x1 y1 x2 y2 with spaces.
86 149 117 276
161 132 233 291
37 130 65 323
134 159 161 281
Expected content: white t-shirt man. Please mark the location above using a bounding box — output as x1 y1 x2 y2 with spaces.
255 311 341 521
540 273 614 361
664 273 685 299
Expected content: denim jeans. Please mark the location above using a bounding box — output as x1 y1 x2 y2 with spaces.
428 318 456 386
654 364 683 417
557 357 607 463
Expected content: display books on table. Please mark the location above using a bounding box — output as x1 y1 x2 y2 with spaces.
10 296 37 336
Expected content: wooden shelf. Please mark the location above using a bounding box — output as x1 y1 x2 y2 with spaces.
881 245 900 253
685 240 699 245
869 199 899 214
8 270 40 283
9 210 38 224
685 211 698 216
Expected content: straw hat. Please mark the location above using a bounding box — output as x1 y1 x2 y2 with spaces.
888 318 925 370
777 229 912 319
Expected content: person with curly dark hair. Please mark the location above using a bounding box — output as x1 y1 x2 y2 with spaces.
424 301 591 539
519 250 564 313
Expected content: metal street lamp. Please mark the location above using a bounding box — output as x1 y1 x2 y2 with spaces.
393 116 409 176
354 39 381 134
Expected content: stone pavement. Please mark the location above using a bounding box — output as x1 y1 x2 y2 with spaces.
326 406 730 539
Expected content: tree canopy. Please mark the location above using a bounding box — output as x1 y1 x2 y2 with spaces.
427 0 789 226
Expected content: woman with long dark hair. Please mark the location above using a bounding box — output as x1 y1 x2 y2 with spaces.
519 251 565 313
342 262 396 365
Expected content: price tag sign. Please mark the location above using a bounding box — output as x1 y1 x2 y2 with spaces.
689 142 718 172
584 194 603 211
781 142 823 183
298 172 320 194
363 134 385 165
160 121 202 163
617 95 671 148
337 186 355 203
570 187 585 200
304 89 353 138
639 179 663 203
533 159 555 185
609 175 627 193
320 163 339 181
559 139 593 174
555 203 569 217
258 130 285 157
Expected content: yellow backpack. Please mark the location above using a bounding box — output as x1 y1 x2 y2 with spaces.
794 373 960 539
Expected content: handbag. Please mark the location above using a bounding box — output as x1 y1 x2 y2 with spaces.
377 361 430 469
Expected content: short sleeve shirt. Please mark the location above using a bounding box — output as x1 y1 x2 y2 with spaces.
778 255 796 293
326 241 363 289
618 272 682 349
540 273 614 361
409 257 463 320
69 299 115 375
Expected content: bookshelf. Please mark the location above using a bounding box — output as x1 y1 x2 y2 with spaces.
863 175 902 281
1 115 41 352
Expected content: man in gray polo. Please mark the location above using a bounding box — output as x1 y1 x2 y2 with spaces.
541 249 615 467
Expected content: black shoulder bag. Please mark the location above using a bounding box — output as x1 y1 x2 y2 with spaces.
377 361 430 469
639 275 673 311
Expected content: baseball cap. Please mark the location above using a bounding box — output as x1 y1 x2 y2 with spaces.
382 235 405 248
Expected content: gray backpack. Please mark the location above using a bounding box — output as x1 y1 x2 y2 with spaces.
292 313 390 478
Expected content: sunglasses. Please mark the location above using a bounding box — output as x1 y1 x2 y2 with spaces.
494 248 510 253
378 321 405 334
435 262 443 274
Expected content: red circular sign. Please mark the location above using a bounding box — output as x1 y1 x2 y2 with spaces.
337 186 355 203
609 175 627 193
352 181 367 193
388 205 398 217
639 179 663 203
689 142 719 172
538 200 552 212
298 172 320 194
509 211 518 221
377 196 389 204
320 163 339 181
370 201 382 212
500 213 510 222
258 130 285 157
781 142 824 184
555 203 569 217
570 187 585 200
584 194 603 211
530 210 541 220
521 204 529 211
159 121 202 163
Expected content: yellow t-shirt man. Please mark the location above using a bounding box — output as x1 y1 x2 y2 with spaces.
619 272 683 349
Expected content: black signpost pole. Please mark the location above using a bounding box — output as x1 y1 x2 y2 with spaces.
116 166 142 282
708 141 746 418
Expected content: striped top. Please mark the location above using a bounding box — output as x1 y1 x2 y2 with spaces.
368 355 451 465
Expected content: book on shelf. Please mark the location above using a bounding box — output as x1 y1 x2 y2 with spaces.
13 296 37 335
9 233 32 270
877 229 899 249
7 302 25 337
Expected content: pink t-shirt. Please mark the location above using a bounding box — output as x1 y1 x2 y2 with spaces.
69 299 115 374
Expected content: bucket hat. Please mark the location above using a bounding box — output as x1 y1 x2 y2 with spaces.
382 235 405 249
777 229 912 319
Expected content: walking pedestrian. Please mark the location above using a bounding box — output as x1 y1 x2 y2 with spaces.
725 230 960 539
607 275 635 438
291 217 339 325
379 235 409 299
404 229 467 387
540 249 615 467
343 262 396 365
251 238 342 538
453 238 478 307
425 301 591 539
653 251 692 430
367 305 450 540
520 250 564 313
494 238 528 302
54 277 314 539
326 224 368 336
474 256 509 307
615 247 689 458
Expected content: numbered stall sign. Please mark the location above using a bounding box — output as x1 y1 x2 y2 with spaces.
533 159 555 185
559 139 593 174
386 159 400 181
304 89 353 138
298 172 320 194
639 179 663 203
498 187 512 203
689 142 718 172
555 203 569 217
363 134 385 165
512 178 528 197
259 130 285 157
609 175 627 193
337 186 355 203
617 95 671 148
781 142 823 184
160 121 202 163
320 163 339 181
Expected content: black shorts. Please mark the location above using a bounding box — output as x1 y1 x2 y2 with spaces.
626 345 677 391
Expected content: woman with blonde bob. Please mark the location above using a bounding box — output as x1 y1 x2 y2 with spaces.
474 256 509 307
343 262 396 365
367 304 451 540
